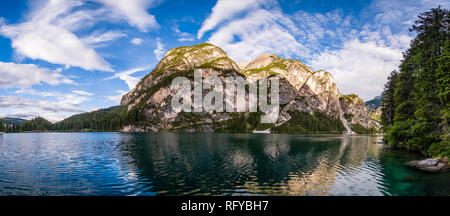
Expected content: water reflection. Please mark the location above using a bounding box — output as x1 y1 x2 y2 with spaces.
122 133 395 195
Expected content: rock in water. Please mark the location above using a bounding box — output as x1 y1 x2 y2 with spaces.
405 158 448 173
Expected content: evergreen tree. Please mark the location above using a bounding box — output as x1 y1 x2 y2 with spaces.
382 7 450 156
381 70 398 127
436 40 450 128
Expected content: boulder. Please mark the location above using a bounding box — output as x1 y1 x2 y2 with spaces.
405 158 448 173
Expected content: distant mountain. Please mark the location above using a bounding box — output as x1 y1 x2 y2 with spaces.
0 117 27 125
365 95 382 111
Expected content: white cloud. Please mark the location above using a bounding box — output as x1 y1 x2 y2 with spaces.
291 9 355 51
0 0 114 72
154 37 165 60
0 62 75 88
207 9 309 63
95 0 159 32
131 37 144 45
82 30 127 47
107 90 128 103
14 89 60 97
72 90 94 96
106 67 149 90
178 37 195 42
198 0 437 100
197 0 269 39
0 95 87 122
310 35 410 101
172 23 195 42
368 0 450 31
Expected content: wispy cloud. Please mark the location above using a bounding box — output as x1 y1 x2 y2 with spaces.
0 0 114 71
0 95 88 122
131 37 144 45
107 90 128 103
82 30 127 48
172 23 195 42
94 0 160 32
0 62 75 88
207 8 309 63
198 0 448 100
197 0 270 39
154 37 166 60
106 67 149 90
310 37 409 100
14 89 61 97
72 90 94 96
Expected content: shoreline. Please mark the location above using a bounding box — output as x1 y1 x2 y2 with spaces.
0 131 382 135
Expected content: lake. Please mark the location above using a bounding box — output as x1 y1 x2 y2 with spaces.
0 132 449 196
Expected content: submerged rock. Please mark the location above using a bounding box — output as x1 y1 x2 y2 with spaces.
405 158 448 173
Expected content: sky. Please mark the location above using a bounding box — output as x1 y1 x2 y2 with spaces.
0 0 448 122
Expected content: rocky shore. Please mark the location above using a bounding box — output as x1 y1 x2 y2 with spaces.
405 157 448 173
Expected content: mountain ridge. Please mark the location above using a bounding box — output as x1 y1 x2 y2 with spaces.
120 43 379 133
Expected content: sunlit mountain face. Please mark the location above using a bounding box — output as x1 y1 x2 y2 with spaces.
0 0 448 122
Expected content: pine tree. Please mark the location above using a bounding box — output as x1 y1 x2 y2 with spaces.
382 7 450 156
381 70 398 127
437 40 450 128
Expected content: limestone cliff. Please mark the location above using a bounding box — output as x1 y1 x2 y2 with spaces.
120 43 379 133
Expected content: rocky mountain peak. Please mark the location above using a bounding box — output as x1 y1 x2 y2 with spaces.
155 43 240 73
245 54 281 69
307 70 340 96
237 62 248 70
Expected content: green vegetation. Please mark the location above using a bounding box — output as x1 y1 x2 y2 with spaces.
380 7 450 158
216 113 251 133
54 106 131 131
351 123 377 134
1 106 148 133
369 110 381 121
340 94 364 105
153 43 224 76
1 117 52 132
272 111 345 134
242 57 286 77
21 117 53 131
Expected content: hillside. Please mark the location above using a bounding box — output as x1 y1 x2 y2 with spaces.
53 106 128 131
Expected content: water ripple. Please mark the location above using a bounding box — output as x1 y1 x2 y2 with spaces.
0 133 448 196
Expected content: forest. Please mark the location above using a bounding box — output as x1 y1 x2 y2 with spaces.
0 106 146 132
380 7 449 158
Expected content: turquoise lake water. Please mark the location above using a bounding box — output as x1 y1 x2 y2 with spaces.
0 132 448 196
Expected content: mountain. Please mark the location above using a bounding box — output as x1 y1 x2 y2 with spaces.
120 43 379 133
365 95 382 111
0 117 27 125
364 95 382 122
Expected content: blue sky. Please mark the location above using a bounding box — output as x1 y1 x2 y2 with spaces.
0 0 448 122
